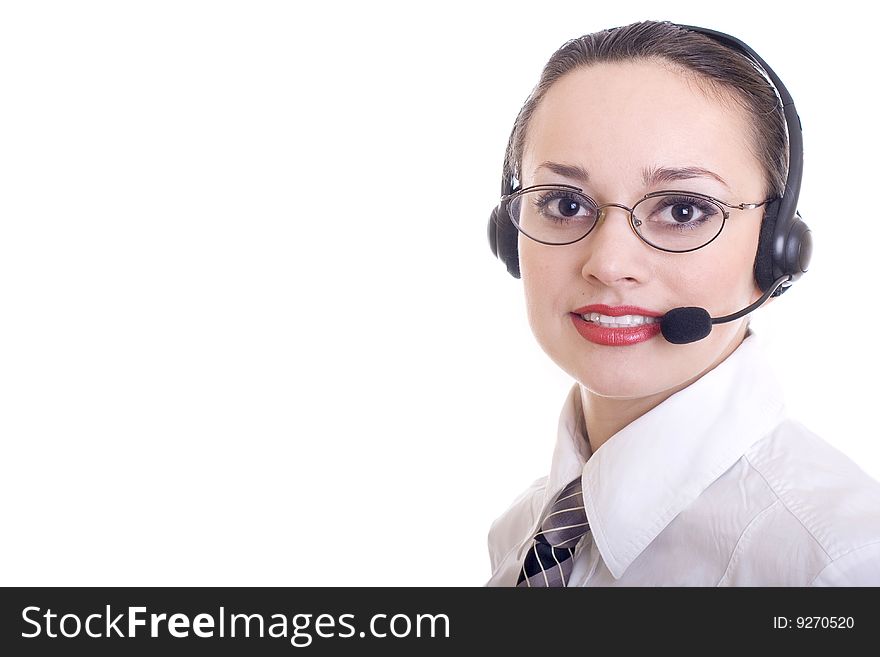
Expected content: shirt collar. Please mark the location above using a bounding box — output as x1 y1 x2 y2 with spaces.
543 330 787 579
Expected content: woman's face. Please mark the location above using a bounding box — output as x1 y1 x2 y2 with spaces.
519 60 769 399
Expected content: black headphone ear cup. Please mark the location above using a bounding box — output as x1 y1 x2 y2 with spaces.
785 214 812 283
488 207 500 258
754 199 813 298
753 198 781 295
488 202 521 279
497 204 521 279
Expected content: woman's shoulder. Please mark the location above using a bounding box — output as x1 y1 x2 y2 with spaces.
746 417 880 491
743 417 880 559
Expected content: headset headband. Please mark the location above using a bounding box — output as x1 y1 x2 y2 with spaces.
675 23 803 238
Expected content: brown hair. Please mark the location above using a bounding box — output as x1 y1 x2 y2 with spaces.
504 20 787 199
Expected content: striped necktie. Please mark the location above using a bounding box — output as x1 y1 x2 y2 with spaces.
517 475 590 587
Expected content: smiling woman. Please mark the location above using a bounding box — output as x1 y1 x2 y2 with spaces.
485 20 880 587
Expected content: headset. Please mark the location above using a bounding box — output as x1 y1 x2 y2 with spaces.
487 22 813 315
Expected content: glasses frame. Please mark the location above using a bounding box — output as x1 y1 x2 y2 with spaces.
501 183 775 254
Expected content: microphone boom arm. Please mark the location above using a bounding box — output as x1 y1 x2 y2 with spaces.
712 275 793 324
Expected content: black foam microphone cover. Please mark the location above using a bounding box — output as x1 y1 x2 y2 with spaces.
660 307 712 344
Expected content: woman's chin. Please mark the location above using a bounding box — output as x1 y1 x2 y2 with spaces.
554 352 682 399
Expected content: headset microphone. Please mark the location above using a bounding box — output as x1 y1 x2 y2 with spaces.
659 274 791 344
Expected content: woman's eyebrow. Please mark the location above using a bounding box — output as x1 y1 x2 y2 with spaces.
642 164 731 191
534 160 731 191
534 161 591 184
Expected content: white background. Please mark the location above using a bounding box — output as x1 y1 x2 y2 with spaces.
1 0 877 586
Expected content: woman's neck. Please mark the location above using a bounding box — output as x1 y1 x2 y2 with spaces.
579 325 752 455
579 383 691 455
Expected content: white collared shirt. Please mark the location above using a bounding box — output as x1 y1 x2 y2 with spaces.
486 331 880 586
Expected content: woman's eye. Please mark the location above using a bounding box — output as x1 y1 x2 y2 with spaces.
669 203 697 221
553 198 584 217
535 194 595 220
648 197 718 226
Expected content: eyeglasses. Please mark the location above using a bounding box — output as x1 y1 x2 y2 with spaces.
501 184 775 253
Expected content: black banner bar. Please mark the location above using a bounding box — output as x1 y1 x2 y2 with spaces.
1 587 875 655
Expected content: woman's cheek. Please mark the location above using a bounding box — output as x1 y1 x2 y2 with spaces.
523 284 555 344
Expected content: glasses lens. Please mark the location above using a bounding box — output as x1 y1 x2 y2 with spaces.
632 193 725 251
508 188 599 244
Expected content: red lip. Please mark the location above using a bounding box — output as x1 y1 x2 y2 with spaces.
569 304 663 346
572 304 663 317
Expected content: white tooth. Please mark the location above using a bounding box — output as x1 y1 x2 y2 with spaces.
583 312 658 326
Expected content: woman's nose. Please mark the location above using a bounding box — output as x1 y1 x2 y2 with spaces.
579 204 650 286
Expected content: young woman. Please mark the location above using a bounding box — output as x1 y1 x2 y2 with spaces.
485 20 880 586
